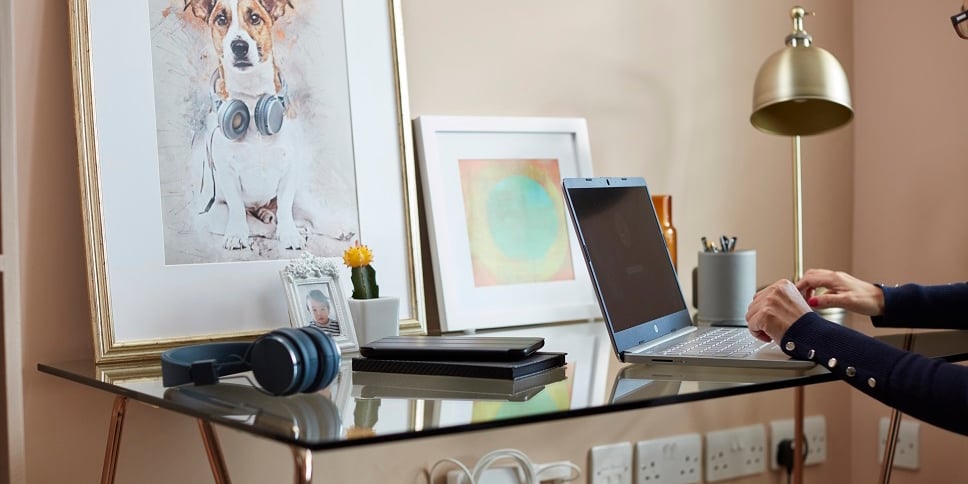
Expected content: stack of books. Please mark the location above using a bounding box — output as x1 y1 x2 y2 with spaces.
351 335 568 401
351 351 566 380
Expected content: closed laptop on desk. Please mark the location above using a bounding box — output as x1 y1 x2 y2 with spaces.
561 177 813 369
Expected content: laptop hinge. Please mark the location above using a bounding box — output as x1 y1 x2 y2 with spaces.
626 326 697 354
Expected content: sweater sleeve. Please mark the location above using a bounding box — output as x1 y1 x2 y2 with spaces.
780 312 968 436
872 283 968 329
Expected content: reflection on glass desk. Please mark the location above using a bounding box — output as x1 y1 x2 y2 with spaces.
610 365 828 404
352 365 569 402
164 383 342 442
36 324 968 483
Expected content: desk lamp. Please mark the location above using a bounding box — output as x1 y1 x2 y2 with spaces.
750 8 852 484
750 6 852 281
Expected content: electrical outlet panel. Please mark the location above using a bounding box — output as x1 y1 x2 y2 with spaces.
705 424 767 482
769 415 828 469
590 442 633 484
879 417 920 470
635 433 702 484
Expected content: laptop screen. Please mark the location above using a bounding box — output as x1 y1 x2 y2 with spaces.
563 177 692 350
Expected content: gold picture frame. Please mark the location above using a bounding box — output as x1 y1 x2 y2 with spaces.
69 0 425 364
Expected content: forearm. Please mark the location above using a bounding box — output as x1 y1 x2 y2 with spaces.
781 312 968 436
872 283 968 329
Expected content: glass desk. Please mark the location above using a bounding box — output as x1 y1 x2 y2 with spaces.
37 325 968 484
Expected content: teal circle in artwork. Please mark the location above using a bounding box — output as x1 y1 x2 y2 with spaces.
486 175 559 260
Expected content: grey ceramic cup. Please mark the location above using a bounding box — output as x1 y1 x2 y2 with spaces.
696 250 756 325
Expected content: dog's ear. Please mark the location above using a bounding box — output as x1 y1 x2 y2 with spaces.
259 0 288 21
185 0 217 21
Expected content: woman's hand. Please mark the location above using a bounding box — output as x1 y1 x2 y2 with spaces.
795 269 885 316
746 279 812 343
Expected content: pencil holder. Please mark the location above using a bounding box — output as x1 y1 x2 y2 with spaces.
696 250 756 325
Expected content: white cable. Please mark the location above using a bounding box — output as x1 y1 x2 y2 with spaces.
430 448 585 484
429 456 474 484
534 460 582 482
472 448 536 484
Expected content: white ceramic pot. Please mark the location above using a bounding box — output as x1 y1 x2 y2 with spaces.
348 296 400 345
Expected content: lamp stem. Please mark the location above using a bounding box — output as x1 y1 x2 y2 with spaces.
792 135 806 484
792 135 804 282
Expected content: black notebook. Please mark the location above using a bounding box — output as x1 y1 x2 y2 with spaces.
351 352 567 380
352 366 568 402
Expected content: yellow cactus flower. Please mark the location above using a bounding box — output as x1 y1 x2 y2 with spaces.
343 241 374 268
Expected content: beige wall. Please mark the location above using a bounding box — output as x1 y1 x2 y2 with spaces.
4 0 960 482
849 1 968 483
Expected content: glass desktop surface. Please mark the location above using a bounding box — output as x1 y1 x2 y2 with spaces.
38 324 968 451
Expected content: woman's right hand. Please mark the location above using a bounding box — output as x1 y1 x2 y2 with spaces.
795 269 885 317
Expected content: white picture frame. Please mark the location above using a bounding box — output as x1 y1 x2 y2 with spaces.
280 253 359 354
413 116 599 332
69 0 425 364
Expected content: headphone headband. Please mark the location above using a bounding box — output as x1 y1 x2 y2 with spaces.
161 342 252 387
209 69 289 112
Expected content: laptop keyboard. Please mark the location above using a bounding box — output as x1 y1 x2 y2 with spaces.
657 328 770 358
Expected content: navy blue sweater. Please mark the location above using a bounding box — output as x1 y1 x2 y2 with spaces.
779 283 968 435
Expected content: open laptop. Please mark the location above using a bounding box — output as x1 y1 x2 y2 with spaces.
562 176 814 369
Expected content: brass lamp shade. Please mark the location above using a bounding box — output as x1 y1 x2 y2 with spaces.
751 45 853 136
748 6 854 283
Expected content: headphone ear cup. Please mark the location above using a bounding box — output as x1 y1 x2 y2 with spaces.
250 328 318 396
300 326 341 393
218 98 250 141
254 94 285 136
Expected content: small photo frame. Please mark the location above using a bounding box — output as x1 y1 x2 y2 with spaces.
281 253 358 354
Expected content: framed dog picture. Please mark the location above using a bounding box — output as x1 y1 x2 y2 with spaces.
280 253 358 354
414 116 599 333
69 0 426 363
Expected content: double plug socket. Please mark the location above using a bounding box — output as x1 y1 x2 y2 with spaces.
878 417 920 470
769 415 828 470
635 433 702 484
705 424 767 482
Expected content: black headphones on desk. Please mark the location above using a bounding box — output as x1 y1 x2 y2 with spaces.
161 326 341 396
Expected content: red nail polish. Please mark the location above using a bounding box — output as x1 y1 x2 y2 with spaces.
808 297 819 307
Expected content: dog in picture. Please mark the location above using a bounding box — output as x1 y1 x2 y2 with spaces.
186 0 307 250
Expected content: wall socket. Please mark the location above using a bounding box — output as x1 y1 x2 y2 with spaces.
878 417 920 470
705 424 767 482
769 415 828 469
635 433 702 484
590 442 633 484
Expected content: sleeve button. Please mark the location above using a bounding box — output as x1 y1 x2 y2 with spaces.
827 357 838 368
868 377 877 388
785 341 796 351
807 349 815 359
845 366 856 377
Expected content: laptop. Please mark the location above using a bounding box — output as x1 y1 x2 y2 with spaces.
562 176 814 369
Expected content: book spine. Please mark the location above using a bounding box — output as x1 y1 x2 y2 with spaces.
352 359 514 378
351 353 566 379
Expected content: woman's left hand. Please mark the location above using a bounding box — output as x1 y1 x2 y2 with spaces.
746 279 813 343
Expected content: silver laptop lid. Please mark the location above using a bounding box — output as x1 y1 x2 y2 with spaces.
562 177 693 355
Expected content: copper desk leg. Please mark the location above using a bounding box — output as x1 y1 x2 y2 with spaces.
198 420 232 484
878 332 913 484
292 447 313 484
101 396 128 484
793 386 804 484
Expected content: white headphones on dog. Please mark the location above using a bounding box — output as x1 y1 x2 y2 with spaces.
209 69 290 141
